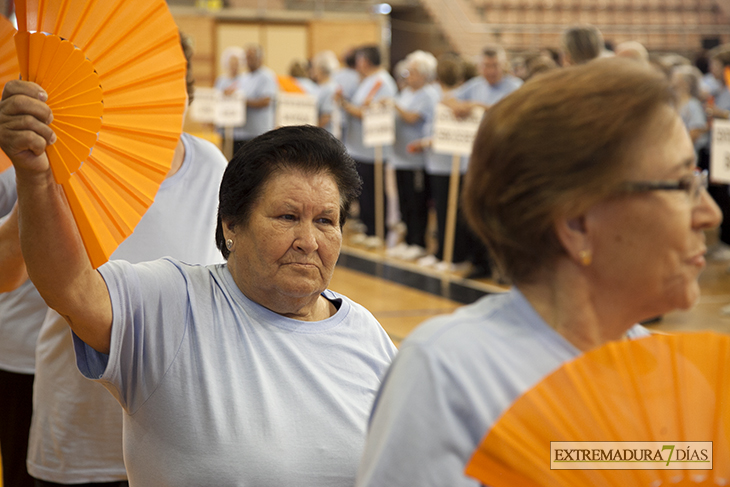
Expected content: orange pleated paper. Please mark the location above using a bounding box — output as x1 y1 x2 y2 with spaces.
465 332 730 486
0 14 19 173
14 0 187 268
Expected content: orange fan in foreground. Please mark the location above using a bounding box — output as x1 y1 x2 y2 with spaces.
0 14 19 173
14 0 187 268
465 332 730 487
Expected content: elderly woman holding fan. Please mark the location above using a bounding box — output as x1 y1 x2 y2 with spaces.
355 57 721 486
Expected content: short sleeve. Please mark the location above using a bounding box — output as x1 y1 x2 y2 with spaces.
73 258 191 413
356 344 481 487
687 99 707 131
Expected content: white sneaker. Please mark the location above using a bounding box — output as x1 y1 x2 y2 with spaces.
386 242 409 258
401 245 427 261
350 233 367 245
363 236 383 249
417 255 440 267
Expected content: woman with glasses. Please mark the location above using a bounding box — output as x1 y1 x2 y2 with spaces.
356 57 721 487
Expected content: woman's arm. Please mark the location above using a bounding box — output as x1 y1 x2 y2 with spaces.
395 104 422 124
0 80 112 353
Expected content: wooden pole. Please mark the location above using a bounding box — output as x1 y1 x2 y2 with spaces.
223 126 234 161
442 153 461 267
375 145 385 244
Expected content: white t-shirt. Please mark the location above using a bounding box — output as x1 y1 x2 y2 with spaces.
0 166 47 374
356 288 649 487
75 258 397 486
27 133 228 483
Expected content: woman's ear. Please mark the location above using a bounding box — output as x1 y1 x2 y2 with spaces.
222 219 236 240
554 213 592 266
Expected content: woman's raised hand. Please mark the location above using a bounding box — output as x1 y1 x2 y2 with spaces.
0 80 56 175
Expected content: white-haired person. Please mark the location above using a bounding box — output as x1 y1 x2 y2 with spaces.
311 50 341 135
214 46 245 150
387 50 439 261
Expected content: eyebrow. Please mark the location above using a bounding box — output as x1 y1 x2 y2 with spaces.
664 156 697 177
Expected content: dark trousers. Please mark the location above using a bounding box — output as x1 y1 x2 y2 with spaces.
395 168 428 248
35 481 129 487
355 160 387 237
700 148 730 244
0 369 35 487
428 174 485 264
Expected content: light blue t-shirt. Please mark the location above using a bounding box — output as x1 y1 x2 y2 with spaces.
455 74 523 107
356 288 649 487
344 70 398 162
231 67 279 141
317 79 339 135
390 85 439 171
334 68 361 100
679 97 709 153
74 258 396 486
453 75 523 172
423 85 469 176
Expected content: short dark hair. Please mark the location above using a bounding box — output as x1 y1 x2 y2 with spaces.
357 45 381 67
215 125 362 259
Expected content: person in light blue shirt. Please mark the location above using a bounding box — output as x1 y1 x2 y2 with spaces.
0 80 397 486
450 45 523 113
234 44 279 154
311 50 341 136
390 51 439 258
446 45 522 277
357 57 721 487
339 45 398 239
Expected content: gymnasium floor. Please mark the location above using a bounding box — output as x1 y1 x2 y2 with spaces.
332 232 730 347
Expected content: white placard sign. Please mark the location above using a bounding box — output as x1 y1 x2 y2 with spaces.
711 118 730 184
214 91 246 127
431 103 485 156
189 87 217 123
363 99 395 147
276 92 318 127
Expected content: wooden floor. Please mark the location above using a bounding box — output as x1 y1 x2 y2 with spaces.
332 236 730 346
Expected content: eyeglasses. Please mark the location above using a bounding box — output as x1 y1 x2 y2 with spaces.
619 169 709 202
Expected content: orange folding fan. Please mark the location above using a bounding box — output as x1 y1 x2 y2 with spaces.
14 0 187 267
0 14 19 173
465 332 730 486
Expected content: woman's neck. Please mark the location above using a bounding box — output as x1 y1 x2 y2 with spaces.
517 263 637 352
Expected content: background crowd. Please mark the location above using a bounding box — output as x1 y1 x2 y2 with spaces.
210 25 730 281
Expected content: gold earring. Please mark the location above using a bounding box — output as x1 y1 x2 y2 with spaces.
226 239 233 251
579 249 592 266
